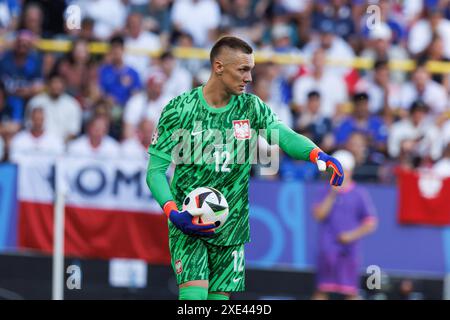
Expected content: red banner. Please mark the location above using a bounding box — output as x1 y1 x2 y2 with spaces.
15 155 170 264
397 168 450 226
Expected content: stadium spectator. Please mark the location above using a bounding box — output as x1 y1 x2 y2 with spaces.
171 0 221 47
76 0 127 41
9 106 64 161
121 118 155 160
55 38 98 98
0 0 20 34
67 114 119 158
408 7 450 59
312 149 377 300
157 51 193 99
354 60 401 116
221 0 264 45
360 23 409 84
296 90 333 152
292 48 348 118
418 35 449 87
399 64 448 117
0 81 21 138
175 32 207 76
360 0 407 46
21 0 66 38
0 30 44 123
334 92 388 154
253 76 293 128
98 36 142 107
388 100 442 164
124 12 162 81
311 0 355 42
345 132 384 182
18 2 43 38
142 0 172 34
303 18 355 77
122 70 170 139
27 73 82 142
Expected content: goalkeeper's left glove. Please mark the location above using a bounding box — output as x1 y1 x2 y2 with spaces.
309 148 344 186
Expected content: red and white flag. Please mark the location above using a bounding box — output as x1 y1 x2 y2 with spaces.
16 154 170 264
397 168 450 226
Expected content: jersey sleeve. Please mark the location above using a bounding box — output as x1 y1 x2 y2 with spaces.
148 98 180 161
253 95 282 132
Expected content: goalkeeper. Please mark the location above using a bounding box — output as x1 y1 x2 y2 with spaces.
146 36 344 300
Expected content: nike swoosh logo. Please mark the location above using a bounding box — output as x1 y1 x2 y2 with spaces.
191 130 205 136
233 278 241 283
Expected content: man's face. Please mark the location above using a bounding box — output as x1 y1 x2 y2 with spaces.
110 44 124 64
48 77 65 98
216 50 254 95
31 108 44 131
88 118 108 141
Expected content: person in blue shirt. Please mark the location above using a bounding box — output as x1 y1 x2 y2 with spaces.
334 92 388 154
0 29 44 122
98 35 142 107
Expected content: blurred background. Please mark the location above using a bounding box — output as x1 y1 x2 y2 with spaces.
0 0 449 300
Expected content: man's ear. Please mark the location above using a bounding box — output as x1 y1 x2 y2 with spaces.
214 60 224 76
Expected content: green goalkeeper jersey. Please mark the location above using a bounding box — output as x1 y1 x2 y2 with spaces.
149 86 282 246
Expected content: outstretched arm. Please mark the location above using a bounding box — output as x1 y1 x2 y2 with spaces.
268 122 345 186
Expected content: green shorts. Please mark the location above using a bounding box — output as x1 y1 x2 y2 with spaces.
169 233 245 292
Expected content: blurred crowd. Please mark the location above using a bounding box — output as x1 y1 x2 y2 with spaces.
0 0 449 183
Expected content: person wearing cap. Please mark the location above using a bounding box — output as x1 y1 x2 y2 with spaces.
334 91 388 154
312 149 378 300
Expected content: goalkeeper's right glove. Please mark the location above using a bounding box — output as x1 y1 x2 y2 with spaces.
163 201 218 237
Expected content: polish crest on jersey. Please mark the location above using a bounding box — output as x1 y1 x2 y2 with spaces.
232 119 251 140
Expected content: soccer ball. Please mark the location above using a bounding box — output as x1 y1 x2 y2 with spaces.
182 187 229 229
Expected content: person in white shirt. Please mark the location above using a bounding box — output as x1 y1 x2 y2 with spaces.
292 48 348 118
75 0 127 40
158 51 193 99
354 60 401 114
408 8 450 59
124 12 162 81
27 73 82 142
122 70 170 139
121 118 155 161
399 64 448 117
67 115 120 158
10 107 64 161
302 19 355 77
171 0 221 47
388 101 442 161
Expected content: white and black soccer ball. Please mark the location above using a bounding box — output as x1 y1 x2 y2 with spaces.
182 187 229 229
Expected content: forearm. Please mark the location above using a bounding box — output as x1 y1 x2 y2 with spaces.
313 191 337 221
270 122 318 161
146 153 175 209
349 218 377 240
